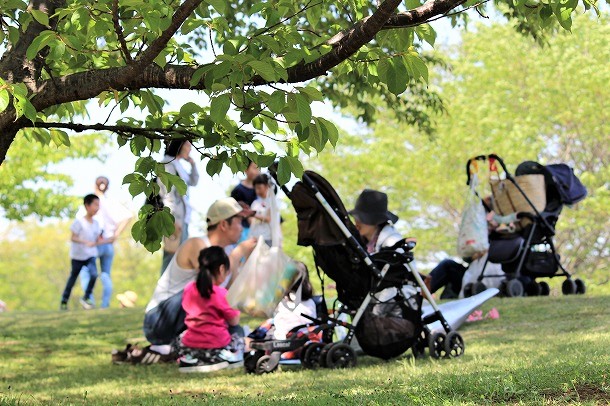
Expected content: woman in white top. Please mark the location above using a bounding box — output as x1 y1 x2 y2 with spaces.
159 140 199 273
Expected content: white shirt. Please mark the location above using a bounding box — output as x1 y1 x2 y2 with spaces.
96 195 133 239
249 198 272 241
273 296 317 340
70 217 101 260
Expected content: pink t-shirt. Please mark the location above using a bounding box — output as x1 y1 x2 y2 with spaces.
181 282 240 349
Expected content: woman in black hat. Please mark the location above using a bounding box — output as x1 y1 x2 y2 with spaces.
349 189 410 254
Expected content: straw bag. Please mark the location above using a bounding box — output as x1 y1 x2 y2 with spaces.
491 174 546 229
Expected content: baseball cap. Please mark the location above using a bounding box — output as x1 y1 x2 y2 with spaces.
206 197 245 226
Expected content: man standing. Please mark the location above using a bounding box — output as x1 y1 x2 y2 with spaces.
80 176 133 308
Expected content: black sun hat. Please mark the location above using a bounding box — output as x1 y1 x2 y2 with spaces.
349 189 399 226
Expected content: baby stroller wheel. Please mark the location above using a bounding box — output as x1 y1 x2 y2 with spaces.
538 281 550 296
255 355 276 374
575 278 586 294
428 332 447 359
463 283 474 298
562 279 577 295
411 338 427 359
443 331 465 358
505 279 524 297
318 343 335 368
525 280 542 296
325 343 357 369
244 350 264 374
302 342 325 369
473 282 487 296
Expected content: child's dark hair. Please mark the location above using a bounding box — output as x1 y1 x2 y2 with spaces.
289 262 313 301
253 173 277 194
253 174 269 187
83 194 99 206
196 246 230 299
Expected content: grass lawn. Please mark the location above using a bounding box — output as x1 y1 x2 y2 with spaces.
1 294 609 405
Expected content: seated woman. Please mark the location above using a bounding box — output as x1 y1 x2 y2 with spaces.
175 246 245 373
348 189 408 253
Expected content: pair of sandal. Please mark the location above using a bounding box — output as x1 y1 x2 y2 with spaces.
111 344 177 365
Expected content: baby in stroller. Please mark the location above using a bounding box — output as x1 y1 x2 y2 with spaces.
245 262 324 373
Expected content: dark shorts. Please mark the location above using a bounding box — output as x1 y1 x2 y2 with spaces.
143 291 186 346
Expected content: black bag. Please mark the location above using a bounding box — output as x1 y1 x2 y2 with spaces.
355 310 417 360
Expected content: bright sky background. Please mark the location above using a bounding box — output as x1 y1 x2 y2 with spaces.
5 17 461 237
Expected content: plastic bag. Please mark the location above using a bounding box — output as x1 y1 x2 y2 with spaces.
459 254 505 298
226 236 297 317
457 175 489 258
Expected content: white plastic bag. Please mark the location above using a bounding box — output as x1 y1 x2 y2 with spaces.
227 237 297 317
459 254 505 298
457 175 489 258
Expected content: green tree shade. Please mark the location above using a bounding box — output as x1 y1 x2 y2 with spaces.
0 131 108 219
1 0 604 250
313 14 609 281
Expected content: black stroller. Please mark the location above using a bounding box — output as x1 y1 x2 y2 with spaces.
246 170 464 374
463 154 587 298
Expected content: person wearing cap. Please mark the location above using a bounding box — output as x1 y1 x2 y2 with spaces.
349 189 406 253
135 197 257 363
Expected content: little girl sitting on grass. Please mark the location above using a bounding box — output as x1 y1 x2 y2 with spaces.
176 246 245 373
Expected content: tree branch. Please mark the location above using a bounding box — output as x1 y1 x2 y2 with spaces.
112 0 133 63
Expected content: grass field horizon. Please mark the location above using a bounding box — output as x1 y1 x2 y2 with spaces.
1 292 609 405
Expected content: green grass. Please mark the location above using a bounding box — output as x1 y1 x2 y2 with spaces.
1 294 609 405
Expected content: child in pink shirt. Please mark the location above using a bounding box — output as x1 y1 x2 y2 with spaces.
177 246 244 373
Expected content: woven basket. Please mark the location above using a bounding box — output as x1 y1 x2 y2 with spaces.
491 174 546 229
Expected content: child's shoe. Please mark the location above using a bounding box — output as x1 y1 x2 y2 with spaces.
219 349 244 368
179 354 229 373
79 297 94 310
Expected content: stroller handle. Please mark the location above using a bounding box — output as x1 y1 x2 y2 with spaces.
466 154 510 185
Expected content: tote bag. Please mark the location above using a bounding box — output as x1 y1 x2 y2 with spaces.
457 175 489 258
227 184 295 317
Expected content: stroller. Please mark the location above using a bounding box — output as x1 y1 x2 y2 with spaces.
463 154 587 298
245 170 464 374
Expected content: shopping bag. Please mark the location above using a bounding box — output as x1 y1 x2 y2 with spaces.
227 236 298 317
457 175 489 258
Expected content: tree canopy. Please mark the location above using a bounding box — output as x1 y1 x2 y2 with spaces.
0 0 605 250
314 14 609 279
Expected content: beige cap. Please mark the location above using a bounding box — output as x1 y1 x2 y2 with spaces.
206 197 245 226
116 291 138 308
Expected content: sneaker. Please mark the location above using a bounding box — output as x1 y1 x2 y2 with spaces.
60 302 68 311
179 354 229 373
79 298 94 310
218 349 244 368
